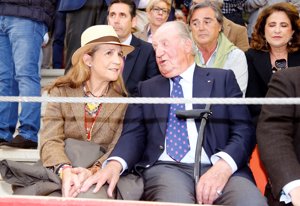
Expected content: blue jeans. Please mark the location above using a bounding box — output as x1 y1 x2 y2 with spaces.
0 16 46 142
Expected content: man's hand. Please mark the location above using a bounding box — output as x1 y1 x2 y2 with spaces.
290 186 300 206
196 159 232 204
80 160 122 197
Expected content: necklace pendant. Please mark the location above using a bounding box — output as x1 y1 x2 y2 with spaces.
85 103 100 115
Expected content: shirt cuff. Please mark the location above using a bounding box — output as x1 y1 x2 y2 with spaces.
280 180 300 203
210 152 237 174
102 156 128 174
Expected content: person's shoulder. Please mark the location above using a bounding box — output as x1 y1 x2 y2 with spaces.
58 0 87 12
268 67 300 96
50 85 83 97
141 74 164 85
290 49 300 57
195 66 233 77
245 48 266 56
275 67 300 80
224 17 247 31
229 47 245 56
132 35 153 49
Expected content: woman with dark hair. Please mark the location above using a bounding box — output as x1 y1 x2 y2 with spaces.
245 2 300 124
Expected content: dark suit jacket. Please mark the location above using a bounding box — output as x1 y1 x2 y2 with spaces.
58 0 87 11
58 0 140 11
245 49 300 122
123 35 159 95
257 67 300 201
111 66 256 180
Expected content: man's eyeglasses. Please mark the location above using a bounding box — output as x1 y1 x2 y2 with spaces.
151 7 169 15
272 59 287 73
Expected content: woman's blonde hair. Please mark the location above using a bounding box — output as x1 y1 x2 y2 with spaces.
146 0 172 13
46 45 128 97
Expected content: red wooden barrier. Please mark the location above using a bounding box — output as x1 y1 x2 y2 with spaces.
0 196 217 206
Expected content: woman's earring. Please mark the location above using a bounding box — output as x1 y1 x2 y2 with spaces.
288 37 293 46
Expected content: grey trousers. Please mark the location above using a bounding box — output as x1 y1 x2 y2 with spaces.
142 162 268 206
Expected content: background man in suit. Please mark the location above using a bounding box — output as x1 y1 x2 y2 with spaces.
80 21 266 205
107 0 159 95
257 67 300 206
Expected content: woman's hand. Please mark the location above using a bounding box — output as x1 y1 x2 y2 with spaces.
71 167 93 185
61 167 81 198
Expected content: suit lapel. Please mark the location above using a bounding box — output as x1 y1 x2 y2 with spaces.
66 86 87 138
91 88 120 137
192 67 214 156
255 52 272 85
152 76 170 135
123 35 140 84
192 66 213 111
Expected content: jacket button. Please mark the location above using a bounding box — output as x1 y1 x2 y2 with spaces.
145 164 150 168
159 145 164 150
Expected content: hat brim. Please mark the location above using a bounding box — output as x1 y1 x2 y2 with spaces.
71 42 134 66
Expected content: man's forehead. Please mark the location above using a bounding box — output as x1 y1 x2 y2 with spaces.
191 7 216 18
192 0 204 4
109 3 130 12
154 28 174 41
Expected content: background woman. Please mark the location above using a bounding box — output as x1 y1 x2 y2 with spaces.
134 0 171 43
40 25 134 198
245 2 300 124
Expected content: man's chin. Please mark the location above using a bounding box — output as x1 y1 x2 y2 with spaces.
160 71 175 79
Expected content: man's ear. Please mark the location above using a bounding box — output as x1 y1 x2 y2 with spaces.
184 39 193 53
132 16 137 28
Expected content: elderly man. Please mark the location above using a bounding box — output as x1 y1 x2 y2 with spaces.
188 0 248 95
80 21 266 205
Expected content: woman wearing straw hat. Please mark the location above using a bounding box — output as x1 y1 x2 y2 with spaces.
40 25 134 198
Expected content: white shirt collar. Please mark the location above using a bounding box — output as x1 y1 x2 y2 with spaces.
178 63 195 84
121 34 132 46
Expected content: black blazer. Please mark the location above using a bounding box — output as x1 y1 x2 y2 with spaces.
123 35 159 96
111 66 256 181
245 48 300 122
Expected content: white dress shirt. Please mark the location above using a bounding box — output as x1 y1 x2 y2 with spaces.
280 180 300 203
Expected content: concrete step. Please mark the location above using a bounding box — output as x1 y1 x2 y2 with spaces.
0 148 39 162
41 68 64 88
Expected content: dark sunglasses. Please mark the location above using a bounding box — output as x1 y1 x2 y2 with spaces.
272 59 287 73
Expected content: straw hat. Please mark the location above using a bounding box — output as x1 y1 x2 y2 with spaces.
71 25 134 65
